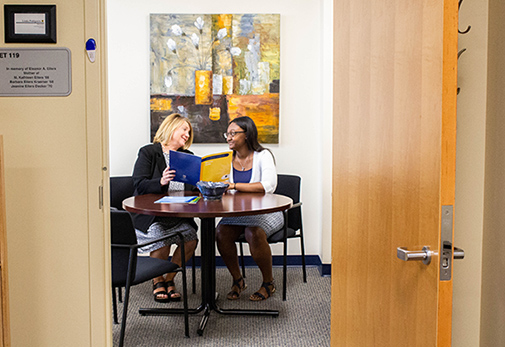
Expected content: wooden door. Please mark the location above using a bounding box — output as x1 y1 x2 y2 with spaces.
331 0 458 346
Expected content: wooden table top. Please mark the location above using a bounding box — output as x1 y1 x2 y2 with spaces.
122 191 292 219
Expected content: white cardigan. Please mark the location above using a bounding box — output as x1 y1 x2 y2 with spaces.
229 150 277 194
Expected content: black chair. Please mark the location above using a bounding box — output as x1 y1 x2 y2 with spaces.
110 176 135 316
237 174 306 301
110 176 197 298
111 210 189 346
110 176 135 211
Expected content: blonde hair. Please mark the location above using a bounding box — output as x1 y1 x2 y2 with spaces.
153 113 194 150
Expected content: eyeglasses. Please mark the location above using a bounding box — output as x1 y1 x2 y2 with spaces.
223 131 245 139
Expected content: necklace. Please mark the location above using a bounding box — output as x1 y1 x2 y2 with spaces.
161 143 175 154
235 153 251 171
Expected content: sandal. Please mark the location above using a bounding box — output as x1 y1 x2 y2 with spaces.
227 277 247 300
165 280 181 302
249 280 275 301
153 281 170 303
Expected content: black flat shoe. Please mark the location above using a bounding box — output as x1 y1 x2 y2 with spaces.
153 281 171 303
165 280 181 302
227 277 247 300
250 280 275 301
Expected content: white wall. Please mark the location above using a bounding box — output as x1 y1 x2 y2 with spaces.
452 0 488 345
107 0 333 261
480 0 505 344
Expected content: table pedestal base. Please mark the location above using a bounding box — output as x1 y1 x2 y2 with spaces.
138 218 279 336
139 295 279 336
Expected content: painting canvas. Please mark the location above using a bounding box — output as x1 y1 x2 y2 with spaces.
150 14 280 143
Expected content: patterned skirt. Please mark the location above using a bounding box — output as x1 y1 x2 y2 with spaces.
135 216 197 254
218 211 283 238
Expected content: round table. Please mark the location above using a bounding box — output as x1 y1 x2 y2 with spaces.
123 190 292 335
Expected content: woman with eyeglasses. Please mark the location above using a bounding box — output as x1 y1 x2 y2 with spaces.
132 113 199 303
216 116 282 301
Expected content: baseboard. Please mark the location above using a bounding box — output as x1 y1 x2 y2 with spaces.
186 255 331 277
319 263 331 277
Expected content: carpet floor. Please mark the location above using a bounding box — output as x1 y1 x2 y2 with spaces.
112 266 330 346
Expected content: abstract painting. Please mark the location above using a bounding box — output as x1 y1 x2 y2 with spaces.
150 14 280 143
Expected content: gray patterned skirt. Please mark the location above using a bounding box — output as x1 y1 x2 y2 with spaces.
218 211 283 238
135 217 197 253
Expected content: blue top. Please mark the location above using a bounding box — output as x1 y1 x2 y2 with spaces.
233 168 252 183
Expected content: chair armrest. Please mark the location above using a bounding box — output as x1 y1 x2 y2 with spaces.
134 231 187 268
288 202 302 210
111 243 133 249
136 230 185 249
111 230 185 250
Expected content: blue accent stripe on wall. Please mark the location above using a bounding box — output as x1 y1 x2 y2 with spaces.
184 255 331 277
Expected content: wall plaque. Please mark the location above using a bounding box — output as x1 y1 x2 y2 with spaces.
0 48 71 97
4 5 57 43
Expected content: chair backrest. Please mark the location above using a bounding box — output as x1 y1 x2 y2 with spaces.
110 209 139 286
110 176 135 210
274 174 302 231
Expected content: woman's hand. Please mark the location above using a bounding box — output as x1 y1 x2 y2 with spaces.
226 182 236 191
232 182 264 193
160 167 176 186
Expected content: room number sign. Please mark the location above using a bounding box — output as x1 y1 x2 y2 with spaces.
0 48 71 96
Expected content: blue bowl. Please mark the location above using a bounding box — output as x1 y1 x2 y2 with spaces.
196 181 229 201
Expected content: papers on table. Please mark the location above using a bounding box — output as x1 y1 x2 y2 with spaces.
154 196 201 204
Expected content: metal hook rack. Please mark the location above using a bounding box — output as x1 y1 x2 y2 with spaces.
457 0 471 95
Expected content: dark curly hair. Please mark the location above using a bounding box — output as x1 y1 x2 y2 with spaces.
229 116 275 162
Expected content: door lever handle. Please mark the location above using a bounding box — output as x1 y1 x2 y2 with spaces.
397 246 433 265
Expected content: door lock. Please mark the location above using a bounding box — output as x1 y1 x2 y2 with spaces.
396 206 465 279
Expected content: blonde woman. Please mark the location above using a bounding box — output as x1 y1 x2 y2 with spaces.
132 113 198 302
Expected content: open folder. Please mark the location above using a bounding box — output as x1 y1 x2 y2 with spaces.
169 150 232 186
154 196 200 204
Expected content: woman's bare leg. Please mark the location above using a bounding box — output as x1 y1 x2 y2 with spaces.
216 224 249 298
150 245 171 299
165 239 198 281
216 224 245 280
245 226 274 299
162 239 198 299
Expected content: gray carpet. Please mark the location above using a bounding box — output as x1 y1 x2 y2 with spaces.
112 266 331 346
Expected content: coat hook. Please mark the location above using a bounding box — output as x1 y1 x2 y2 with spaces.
457 48 467 95
459 25 471 35
458 0 471 34
458 48 467 59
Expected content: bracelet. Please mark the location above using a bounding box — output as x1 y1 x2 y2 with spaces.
233 183 237 190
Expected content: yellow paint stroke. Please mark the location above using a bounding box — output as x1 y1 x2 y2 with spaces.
150 97 173 111
227 94 279 143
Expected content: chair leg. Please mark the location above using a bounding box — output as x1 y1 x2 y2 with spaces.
192 254 196 294
283 239 288 301
118 283 131 347
239 242 246 278
299 229 307 283
181 268 190 338
112 287 118 324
